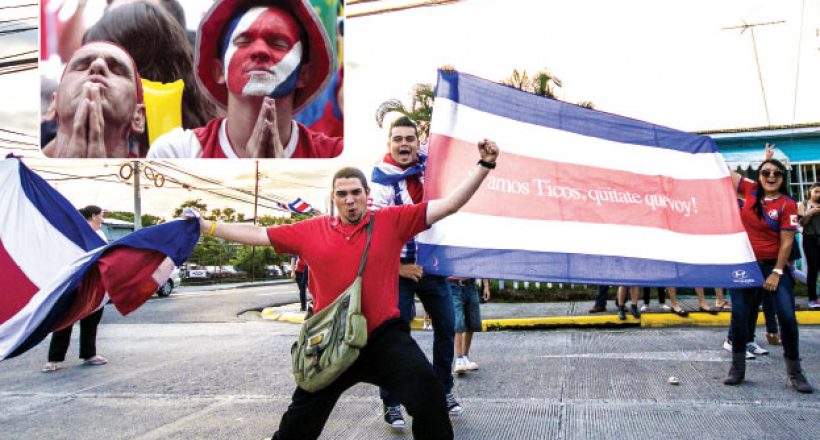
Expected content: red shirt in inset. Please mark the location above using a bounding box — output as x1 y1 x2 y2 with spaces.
266 203 428 334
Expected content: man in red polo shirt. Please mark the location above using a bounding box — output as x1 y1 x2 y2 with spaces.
190 139 498 439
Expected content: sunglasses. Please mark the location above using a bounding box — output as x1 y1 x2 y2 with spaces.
760 169 785 178
391 135 417 143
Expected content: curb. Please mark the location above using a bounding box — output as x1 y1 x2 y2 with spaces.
259 307 820 329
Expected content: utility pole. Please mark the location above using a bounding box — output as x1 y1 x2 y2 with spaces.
250 160 259 280
133 160 142 231
723 20 785 125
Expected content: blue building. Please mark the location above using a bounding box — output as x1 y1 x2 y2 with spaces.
702 122 820 202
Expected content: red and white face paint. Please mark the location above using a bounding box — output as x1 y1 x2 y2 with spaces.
222 6 303 98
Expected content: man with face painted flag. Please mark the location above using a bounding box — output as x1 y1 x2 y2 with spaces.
147 0 342 159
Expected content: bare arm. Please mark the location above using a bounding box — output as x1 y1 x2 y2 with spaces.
728 143 774 196
481 279 490 301
427 139 499 225
198 218 270 246
763 230 795 291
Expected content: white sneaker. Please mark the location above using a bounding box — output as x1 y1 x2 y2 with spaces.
454 357 467 374
639 304 649 312
660 304 671 311
724 340 755 359
746 341 768 355
463 356 479 371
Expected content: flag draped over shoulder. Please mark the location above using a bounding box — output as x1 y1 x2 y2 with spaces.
0 158 200 360
417 70 763 288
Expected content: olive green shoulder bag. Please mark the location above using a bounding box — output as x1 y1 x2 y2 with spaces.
291 213 372 392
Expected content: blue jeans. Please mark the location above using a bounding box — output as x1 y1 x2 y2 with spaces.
450 280 482 333
381 274 455 406
727 288 778 342
728 262 800 360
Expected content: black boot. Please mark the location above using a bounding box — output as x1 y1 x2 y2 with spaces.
617 304 626 320
785 358 814 393
723 352 746 385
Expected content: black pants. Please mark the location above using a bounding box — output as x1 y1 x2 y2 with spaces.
296 268 309 310
273 319 453 440
643 287 666 305
803 235 819 302
47 308 104 362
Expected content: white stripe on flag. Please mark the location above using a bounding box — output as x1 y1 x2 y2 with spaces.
430 98 729 180
416 212 756 265
0 161 88 288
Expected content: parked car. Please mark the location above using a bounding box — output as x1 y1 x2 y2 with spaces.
187 268 209 279
157 268 182 297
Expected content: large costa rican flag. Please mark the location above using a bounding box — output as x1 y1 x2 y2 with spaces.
417 70 763 288
0 157 199 360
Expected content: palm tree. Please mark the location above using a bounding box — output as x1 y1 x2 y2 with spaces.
376 68 595 136
375 83 435 139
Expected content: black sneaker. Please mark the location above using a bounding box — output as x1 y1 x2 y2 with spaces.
445 393 463 415
383 405 405 430
630 304 641 319
617 305 626 320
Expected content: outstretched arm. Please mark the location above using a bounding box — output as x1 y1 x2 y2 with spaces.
426 139 499 225
185 209 270 246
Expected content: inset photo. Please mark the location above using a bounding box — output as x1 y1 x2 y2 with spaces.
39 0 343 159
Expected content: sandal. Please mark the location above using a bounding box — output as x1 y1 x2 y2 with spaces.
699 306 719 315
715 300 731 311
41 362 61 373
670 305 689 317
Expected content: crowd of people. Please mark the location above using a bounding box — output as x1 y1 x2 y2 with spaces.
33 1 819 439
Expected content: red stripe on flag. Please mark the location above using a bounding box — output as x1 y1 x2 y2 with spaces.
0 239 39 323
424 135 744 235
99 247 166 316
52 264 106 331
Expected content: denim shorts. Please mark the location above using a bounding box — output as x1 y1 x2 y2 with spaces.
450 280 483 333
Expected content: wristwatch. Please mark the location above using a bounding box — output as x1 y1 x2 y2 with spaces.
772 268 784 276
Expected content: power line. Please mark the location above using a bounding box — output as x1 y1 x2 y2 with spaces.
0 4 37 10
0 26 36 35
791 0 807 122
348 0 463 18
0 15 35 25
0 127 36 138
0 64 35 75
0 48 36 60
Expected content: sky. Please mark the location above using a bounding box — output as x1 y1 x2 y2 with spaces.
2 0 819 219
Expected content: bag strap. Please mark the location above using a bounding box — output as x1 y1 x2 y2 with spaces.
357 212 374 277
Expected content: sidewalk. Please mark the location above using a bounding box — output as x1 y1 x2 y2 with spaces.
261 296 820 329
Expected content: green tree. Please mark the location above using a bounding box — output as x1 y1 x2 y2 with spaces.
172 199 208 218
105 211 163 226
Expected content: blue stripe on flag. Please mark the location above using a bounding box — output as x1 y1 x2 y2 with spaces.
18 161 106 252
434 70 717 154
417 243 764 288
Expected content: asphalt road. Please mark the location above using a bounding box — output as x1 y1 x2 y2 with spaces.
1 283 819 440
